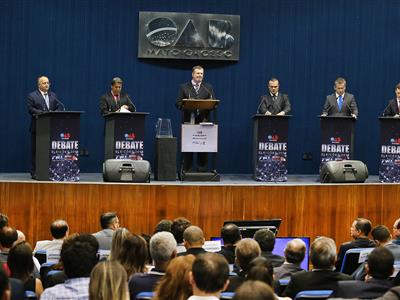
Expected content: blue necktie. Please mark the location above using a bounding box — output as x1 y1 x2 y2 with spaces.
338 95 343 111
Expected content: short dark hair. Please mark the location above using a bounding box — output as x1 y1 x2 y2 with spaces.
0 213 8 230
7 241 34 282
221 223 241 245
0 227 17 248
111 77 123 86
233 280 275 300
100 212 118 229
253 229 275 252
246 257 273 286
154 219 172 234
0 267 9 299
61 234 99 278
50 220 69 239
192 253 229 293
171 217 191 244
354 218 372 236
367 247 394 279
371 225 391 243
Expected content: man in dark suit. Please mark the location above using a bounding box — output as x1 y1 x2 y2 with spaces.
274 238 306 280
27 76 63 179
99 77 136 116
383 83 400 117
176 66 216 172
321 77 358 118
257 78 291 115
253 229 284 268
282 237 352 298
332 247 394 298
217 223 241 264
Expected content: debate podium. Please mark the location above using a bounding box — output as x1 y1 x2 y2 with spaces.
35 111 83 181
253 115 291 182
379 117 400 182
180 99 220 181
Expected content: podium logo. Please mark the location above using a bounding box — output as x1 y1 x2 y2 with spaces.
330 137 342 144
60 133 71 140
124 133 136 140
268 135 279 142
390 138 400 145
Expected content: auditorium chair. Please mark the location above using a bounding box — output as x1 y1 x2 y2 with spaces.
135 292 153 299
340 248 374 274
25 290 37 299
294 290 333 300
34 250 47 265
277 278 290 295
221 292 235 299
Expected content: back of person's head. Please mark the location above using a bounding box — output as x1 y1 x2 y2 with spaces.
0 214 8 231
191 253 229 293
7 241 34 282
235 238 261 272
154 219 173 234
171 217 191 244
371 225 391 244
233 280 275 300
0 267 10 300
50 219 69 239
367 247 394 279
221 223 241 245
253 229 275 252
310 237 336 269
353 218 372 236
0 227 17 249
109 228 130 261
247 257 274 286
150 231 177 264
89 261 128 300
100 212 118 230
118 234 147 276
62 234 99 278
284 238 307 264
153 255 195 300
183 226 204 247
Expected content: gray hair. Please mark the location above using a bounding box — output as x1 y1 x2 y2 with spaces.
310 236 336 269
150 231 177 263
111 77 123 86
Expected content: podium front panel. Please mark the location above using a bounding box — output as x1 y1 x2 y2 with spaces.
379 118 400 182
181 124 218 153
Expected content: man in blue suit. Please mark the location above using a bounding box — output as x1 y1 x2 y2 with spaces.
27 76 63 179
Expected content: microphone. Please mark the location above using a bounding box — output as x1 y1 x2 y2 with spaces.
126 94 136 112
257 96 265 114
382 101 392 116
201 84 214 100
345 100 356 118
54 97 66 111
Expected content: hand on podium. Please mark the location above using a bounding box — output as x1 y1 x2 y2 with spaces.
351 113 357 119
265 111 272 116
277 111 285 116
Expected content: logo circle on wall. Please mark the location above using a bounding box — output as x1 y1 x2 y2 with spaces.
146 17 178 47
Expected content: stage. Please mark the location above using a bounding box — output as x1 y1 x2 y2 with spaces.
0 173 398 251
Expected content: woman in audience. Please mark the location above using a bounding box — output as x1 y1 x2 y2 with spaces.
7 241 43 297
89 260 129 300
108 227 130 261
233 280 275 300
153 255 195 300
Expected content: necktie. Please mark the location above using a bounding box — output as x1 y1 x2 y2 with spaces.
195 83 200 94
44 93 49 109
338 95 343 111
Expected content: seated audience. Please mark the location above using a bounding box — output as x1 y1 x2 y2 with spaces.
246 257 274 287
7 241 43 296
0 214 8 232
0 228 18 265
188 253 230 300
274 238 307 280
93 212 120 250
108 228 131 261
153 255 195 300
89 260 128 300
393 218 400 246
154 219 172 234
217 223 241 264
333 247 394 298
0 267 10 300
254 229 284 267
378 286 400 300
34 219 69 253
40 234 99 300
283 236 352 298
171 217 192 254
372 225 400 260
116 233 148 278
129 231 177 299
178 226 206 257
233 280 275 300
336 218 375 270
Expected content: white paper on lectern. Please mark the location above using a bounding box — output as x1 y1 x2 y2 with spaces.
119 106 130 113
181 124 218 152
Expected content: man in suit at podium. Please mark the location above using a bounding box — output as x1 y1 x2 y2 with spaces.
321 77 358 118
99 77 136 116
27 76 63 179
383 83 400 117
176 66 216 172
258 78 291 115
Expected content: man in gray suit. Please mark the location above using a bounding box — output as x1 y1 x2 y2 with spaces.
92 212 120 250
322 77 358 118
258 78 291 115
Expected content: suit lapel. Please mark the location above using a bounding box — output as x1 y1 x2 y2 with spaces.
37 90 49 111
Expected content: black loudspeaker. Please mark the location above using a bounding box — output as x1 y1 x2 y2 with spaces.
154 137 177 181
103 159 151 182
320 160 368 183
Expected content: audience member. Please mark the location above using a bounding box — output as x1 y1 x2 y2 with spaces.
171 217 192 254
34 219 69 253
274 238 307 280
233 280 275 300
372 225 400 260
93 212 120 250
392 218 400 246
178 226 206 257
0 214 8 232
116 233 148 277
333 247 394 298
283 237 352 298
217 223 241 264
40 234 99 300
335 218 375 270
0 228 18 264
154 219 172 233
129 231 177 299
153 255 195 300
0 267 10 300
254 229 284 267
7 241 43 296
246 257 274 287
89 260 128 300
108 227 130 261
188 253 230 300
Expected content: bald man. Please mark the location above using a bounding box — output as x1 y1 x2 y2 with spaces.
178 225 207 256
27 76 63 179
274 238 307 280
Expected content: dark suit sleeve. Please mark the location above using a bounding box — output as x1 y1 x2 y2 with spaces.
52 93 63 111
348 94 358 116
383 100 397 116
99 94 110 116
27 93 44 116
282 94 291 114
335 244 346 271
176 84 188 110
258 96 268 114
322 96 331 115
124 94 136 112
207 84 216 99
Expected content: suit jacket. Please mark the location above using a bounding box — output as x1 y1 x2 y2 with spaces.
92 229 114 250
258 93 291 115
381 286 400 300
128 269 165 300
335 237 375 271
217 245 236 264
274 262 305 280
282 269 352 298
176 81 216 123
333 278 393 298
261 251 285 268
99 91 136 116
383 99 400 116
27 90 63 132
177 247 207 257
322 93 358 117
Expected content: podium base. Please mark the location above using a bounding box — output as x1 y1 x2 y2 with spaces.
181 171 220 182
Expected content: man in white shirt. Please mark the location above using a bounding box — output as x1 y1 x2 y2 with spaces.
34 219 69 253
